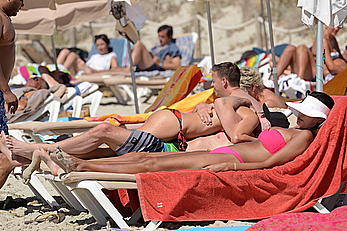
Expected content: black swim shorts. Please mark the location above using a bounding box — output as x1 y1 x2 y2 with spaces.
115 130 164 155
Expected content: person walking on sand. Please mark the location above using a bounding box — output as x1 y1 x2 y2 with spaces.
0 0 24 188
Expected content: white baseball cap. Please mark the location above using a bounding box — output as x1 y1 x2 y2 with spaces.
286 95 331 119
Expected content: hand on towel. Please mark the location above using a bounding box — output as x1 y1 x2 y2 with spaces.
203 161 235 172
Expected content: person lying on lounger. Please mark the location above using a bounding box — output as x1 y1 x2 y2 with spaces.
0 62 266 185
239 66 287 108
39 91 334 174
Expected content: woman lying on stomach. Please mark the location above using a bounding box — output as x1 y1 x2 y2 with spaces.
21 92 335 176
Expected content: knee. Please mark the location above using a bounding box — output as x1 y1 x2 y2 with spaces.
286 45 296 52
296 44 307 52
59 48 70 57
93 123 117 138
134 41 144 49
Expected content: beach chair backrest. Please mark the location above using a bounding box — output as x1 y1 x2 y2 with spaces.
88 38 129 67
175 32 198 66
324 68 347 96
21 40 54 64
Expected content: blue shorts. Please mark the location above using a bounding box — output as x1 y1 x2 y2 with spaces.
0 92 8 135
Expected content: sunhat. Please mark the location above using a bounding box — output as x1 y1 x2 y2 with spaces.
286 95 331 119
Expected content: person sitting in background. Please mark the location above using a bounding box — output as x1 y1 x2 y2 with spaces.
132 24 181 71
276 27 347 81
240 66 287 108
57 34 128 76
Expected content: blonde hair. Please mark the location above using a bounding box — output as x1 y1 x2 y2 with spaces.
240 66 264 91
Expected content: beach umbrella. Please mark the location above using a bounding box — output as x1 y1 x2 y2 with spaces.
13 0 110 69
297 0 347 92
14 0 110 35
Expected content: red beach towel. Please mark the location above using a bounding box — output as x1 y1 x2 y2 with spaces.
247 205 347 230
136 96 347 222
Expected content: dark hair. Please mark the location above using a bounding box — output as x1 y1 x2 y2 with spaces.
212 62 241 87
94 34 110 45
51 71 73 87
158 25 173 38
236 50 257 64
308 91 335 110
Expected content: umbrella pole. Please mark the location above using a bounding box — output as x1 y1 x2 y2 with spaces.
260 0 269 51
127 40 140 114
50 35 59 71
205 0 215 66
265 0 279 95
315 20 324 92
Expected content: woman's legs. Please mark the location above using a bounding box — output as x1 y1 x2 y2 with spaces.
61 52 85 76
57 48 71 65
295 45 315 80
277 45 297 76
51 150 238 174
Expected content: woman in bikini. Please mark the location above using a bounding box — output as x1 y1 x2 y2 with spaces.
32 91 333 174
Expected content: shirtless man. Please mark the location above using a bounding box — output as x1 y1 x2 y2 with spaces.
0 0 24 188
187 62 268 151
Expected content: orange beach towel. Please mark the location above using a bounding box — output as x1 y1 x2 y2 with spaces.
86 88 216 126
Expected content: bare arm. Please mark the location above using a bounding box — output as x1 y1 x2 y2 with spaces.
41 73 60 88
231 107 259 143
205 129 313 172
214 97 257 143
323 32 347 75
162 56 181 70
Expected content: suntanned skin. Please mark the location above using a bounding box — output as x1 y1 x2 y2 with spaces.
132 29 181 71
48 112 319 174
0 0 23 189
277 27 347 80
246 86 287 109
0 0 23 113
8 96 258 161
57 38 128 76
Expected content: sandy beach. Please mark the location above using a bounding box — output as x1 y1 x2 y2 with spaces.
0 96 255 230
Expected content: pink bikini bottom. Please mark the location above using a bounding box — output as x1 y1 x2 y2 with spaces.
209 146 245 163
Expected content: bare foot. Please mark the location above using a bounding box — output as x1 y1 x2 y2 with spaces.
50 147 85 173
22 149 42 184
6 136 43 160
23 148 62 184
0 132 24 167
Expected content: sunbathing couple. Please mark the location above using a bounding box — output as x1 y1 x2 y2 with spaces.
0 62 334 187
